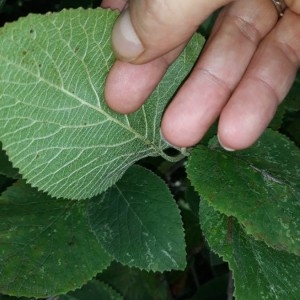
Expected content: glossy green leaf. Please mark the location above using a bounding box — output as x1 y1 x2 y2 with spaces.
200 199 300 300
187 129 300 256
98 262 169 300
88 165 186 271
58 280 123 300
0 181 112 298
180 185 202 253
0 8 204 200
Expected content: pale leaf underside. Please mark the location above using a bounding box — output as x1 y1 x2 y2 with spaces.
0 8 204 199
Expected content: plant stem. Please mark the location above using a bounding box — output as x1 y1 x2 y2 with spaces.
161 147 190 162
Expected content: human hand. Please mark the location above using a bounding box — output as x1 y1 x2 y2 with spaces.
102 0 300 150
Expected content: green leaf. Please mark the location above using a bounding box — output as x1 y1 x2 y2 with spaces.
58 280 123 300
0 8 204 200
187 129 300 256
0 181 112 298
180 185 202 253
88 165 186 271
98 262 169 300
200 199 300 300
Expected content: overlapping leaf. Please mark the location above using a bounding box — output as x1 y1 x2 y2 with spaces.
200 199 300 299
58 280 123 300
187 129 300 255
98 262 169 300
0 8 204 200
88 165 186 271
0 181 112 298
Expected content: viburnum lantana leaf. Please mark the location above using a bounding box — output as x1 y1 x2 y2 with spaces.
200 199 300 299
0 181 112 298
0 8 204 200
187 129 300 256
97 262 169 300
58 280 123 300
88 165 186 272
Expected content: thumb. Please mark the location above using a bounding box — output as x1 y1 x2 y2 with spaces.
111 0 234 63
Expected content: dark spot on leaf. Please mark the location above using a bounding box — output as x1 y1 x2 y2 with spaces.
29 29 34 34
22 51 27 55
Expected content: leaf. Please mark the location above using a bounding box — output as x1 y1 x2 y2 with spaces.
186 129 300 256
200 199 300 300
180 185 202 253
58 280 123 300
0 8 204 200
88 165 186 272
98 261 169 300
0 181 112 298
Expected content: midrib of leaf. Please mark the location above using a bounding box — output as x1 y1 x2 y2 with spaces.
1 12 161 154
0 54 165 156
0 9 204 199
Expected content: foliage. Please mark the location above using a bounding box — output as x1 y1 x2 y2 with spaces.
0 2 300 300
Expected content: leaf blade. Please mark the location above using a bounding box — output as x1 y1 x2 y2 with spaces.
200 199 300 300
88 165 186 272
0 181 112 298
0 8 204 199
187 129 300 256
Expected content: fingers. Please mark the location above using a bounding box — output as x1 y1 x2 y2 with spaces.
111 0 234 63
161 0 278 147
218 9 300 150
104 45 185 113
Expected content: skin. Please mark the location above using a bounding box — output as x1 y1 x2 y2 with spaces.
101 0 300 150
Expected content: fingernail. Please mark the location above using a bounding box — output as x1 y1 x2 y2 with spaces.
217 135 235 151
112 8 144 61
